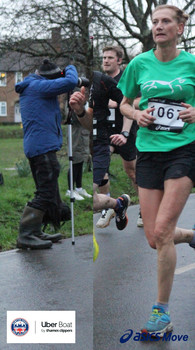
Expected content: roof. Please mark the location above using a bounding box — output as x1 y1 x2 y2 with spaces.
0 28 70 72
0 51 41 72
0 50 71 73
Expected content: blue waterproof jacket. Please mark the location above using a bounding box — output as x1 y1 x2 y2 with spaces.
15 65 78 158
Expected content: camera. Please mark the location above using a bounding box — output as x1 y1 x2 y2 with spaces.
60 69 90 87
77 77 90 88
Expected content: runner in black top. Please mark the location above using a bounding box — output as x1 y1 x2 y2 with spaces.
96 45 142 229
69 72 130 230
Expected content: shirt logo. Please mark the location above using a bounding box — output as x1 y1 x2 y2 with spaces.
143 78 186 94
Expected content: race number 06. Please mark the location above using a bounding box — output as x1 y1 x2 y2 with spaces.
150 105 175 119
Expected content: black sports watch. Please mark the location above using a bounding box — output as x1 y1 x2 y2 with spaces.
120 131 129 138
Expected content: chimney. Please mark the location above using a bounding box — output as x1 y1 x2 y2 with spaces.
51 27 61 53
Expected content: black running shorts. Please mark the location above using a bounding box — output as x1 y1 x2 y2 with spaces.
93 143 110 185
111 133 137 161
136 141 195 190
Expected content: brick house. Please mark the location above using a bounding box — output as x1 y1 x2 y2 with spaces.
0 52 29 123
0 28 71 124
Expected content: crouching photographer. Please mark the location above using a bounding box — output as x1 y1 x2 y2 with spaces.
15 59 79 250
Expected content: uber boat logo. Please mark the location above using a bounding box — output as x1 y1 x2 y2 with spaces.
11 318 29 336
7 311 75 343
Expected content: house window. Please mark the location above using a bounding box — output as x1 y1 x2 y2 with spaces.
15 72 23 84
0 72 7 86
0 102 7 116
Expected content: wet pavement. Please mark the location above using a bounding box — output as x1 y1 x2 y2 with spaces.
1 194 194 349
0 234 93 350
94 194 195 350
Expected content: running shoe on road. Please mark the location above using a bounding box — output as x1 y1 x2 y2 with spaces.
96 209 115 228
141 305 173 338
137 209 144 227
115 194 130 230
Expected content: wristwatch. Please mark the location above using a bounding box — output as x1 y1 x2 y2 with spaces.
120 131 129 138
77 109 86 118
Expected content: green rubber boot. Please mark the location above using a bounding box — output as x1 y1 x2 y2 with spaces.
17 206 52 249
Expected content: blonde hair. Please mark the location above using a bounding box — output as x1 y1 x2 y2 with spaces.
152 5 189 25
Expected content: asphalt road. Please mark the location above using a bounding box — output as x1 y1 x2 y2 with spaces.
0 234 93 350
0 194 194 350
94 194 195 350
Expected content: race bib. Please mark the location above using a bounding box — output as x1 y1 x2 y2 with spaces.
107 108 116 128
148 98 186 133
93 119 97 138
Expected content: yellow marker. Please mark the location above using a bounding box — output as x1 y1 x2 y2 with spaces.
93 230 99 262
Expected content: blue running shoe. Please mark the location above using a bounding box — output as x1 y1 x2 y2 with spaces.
115 194 130 230
141 305 173 338
189 224 195 249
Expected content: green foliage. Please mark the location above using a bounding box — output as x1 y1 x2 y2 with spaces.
0 124 24 138
0 124 67 139
15 158 31 177
0 136 93 251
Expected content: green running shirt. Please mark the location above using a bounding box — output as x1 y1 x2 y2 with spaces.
117 49 195 152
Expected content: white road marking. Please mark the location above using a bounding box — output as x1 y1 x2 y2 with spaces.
175 263 195 275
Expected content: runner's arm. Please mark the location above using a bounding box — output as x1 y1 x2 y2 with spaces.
179 103 195 124
77 107 93 131
120 96 156 127
122 116 133 133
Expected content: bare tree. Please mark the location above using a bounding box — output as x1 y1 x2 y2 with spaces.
0 0 194 73
0 0 94 77
93 0 195 63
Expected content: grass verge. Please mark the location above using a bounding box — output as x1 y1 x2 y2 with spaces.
1 126 194 250
0 137 93 251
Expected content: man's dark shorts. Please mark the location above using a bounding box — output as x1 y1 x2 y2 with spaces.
136 141 195 190
111 133 137 161
93 143 110 185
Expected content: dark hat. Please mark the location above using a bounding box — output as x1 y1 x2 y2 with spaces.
39 59 61 79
